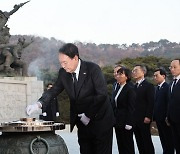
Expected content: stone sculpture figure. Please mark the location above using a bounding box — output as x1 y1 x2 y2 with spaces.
0 37 33 76
0 1 31 76
0 1 30 30
0 26 10 44
11 37 34 76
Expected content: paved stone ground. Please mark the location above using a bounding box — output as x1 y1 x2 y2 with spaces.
56 125 162 154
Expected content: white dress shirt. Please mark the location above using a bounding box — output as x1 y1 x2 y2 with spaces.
73 59 81 81
115 83 125 106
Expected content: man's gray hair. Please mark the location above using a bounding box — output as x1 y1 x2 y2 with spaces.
136 65 147 75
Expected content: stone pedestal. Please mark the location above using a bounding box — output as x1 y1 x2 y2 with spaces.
0 77 43 122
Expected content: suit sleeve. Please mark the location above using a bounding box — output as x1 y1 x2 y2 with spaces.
39 69 64 108
85 65 108 119
42 104 46 113
126 88 136 125
111 83 116 112
145 83 155 119
55 97 59 112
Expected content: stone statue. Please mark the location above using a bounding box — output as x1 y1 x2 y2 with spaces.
0 26 10 44
0 37 33 76
0 1 31 76
11 37 34 76
0 1 30 30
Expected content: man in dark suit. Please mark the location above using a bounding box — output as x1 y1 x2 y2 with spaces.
132 65 155 154
153 69 174 154
26 43 115 154
41 83 60 121
168 59 180 153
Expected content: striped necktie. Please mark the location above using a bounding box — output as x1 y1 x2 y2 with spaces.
72 73 77 95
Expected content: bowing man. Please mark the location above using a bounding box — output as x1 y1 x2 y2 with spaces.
26 43 115 154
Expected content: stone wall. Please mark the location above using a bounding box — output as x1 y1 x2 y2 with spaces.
0 77 43 122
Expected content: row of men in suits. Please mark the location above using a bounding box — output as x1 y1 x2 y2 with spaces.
111 59 180 154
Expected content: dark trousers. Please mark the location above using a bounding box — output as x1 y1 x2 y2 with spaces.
170 122 180 154
114 125 135 154
134 122 155 154
42 114 54 121
156 121 174 154
76 120 113 154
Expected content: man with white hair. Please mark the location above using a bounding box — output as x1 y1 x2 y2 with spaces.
168 59 180 153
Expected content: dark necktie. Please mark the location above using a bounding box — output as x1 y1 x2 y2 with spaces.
155 85 160 100
135 83 139 89
72 73 77 95
171 79 177 93
156 85 160 95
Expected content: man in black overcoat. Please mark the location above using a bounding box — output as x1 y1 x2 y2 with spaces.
153 68 174 154
27 43 115 154
168 59 180 154
132 65 155 154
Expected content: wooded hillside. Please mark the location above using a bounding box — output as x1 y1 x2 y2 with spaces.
9 35 179 123
10 35 180 78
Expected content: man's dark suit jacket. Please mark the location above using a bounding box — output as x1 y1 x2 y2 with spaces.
168 79 180 123
112 84 135 127
153 82 169 121
39 60 115 133
134 80 155 122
